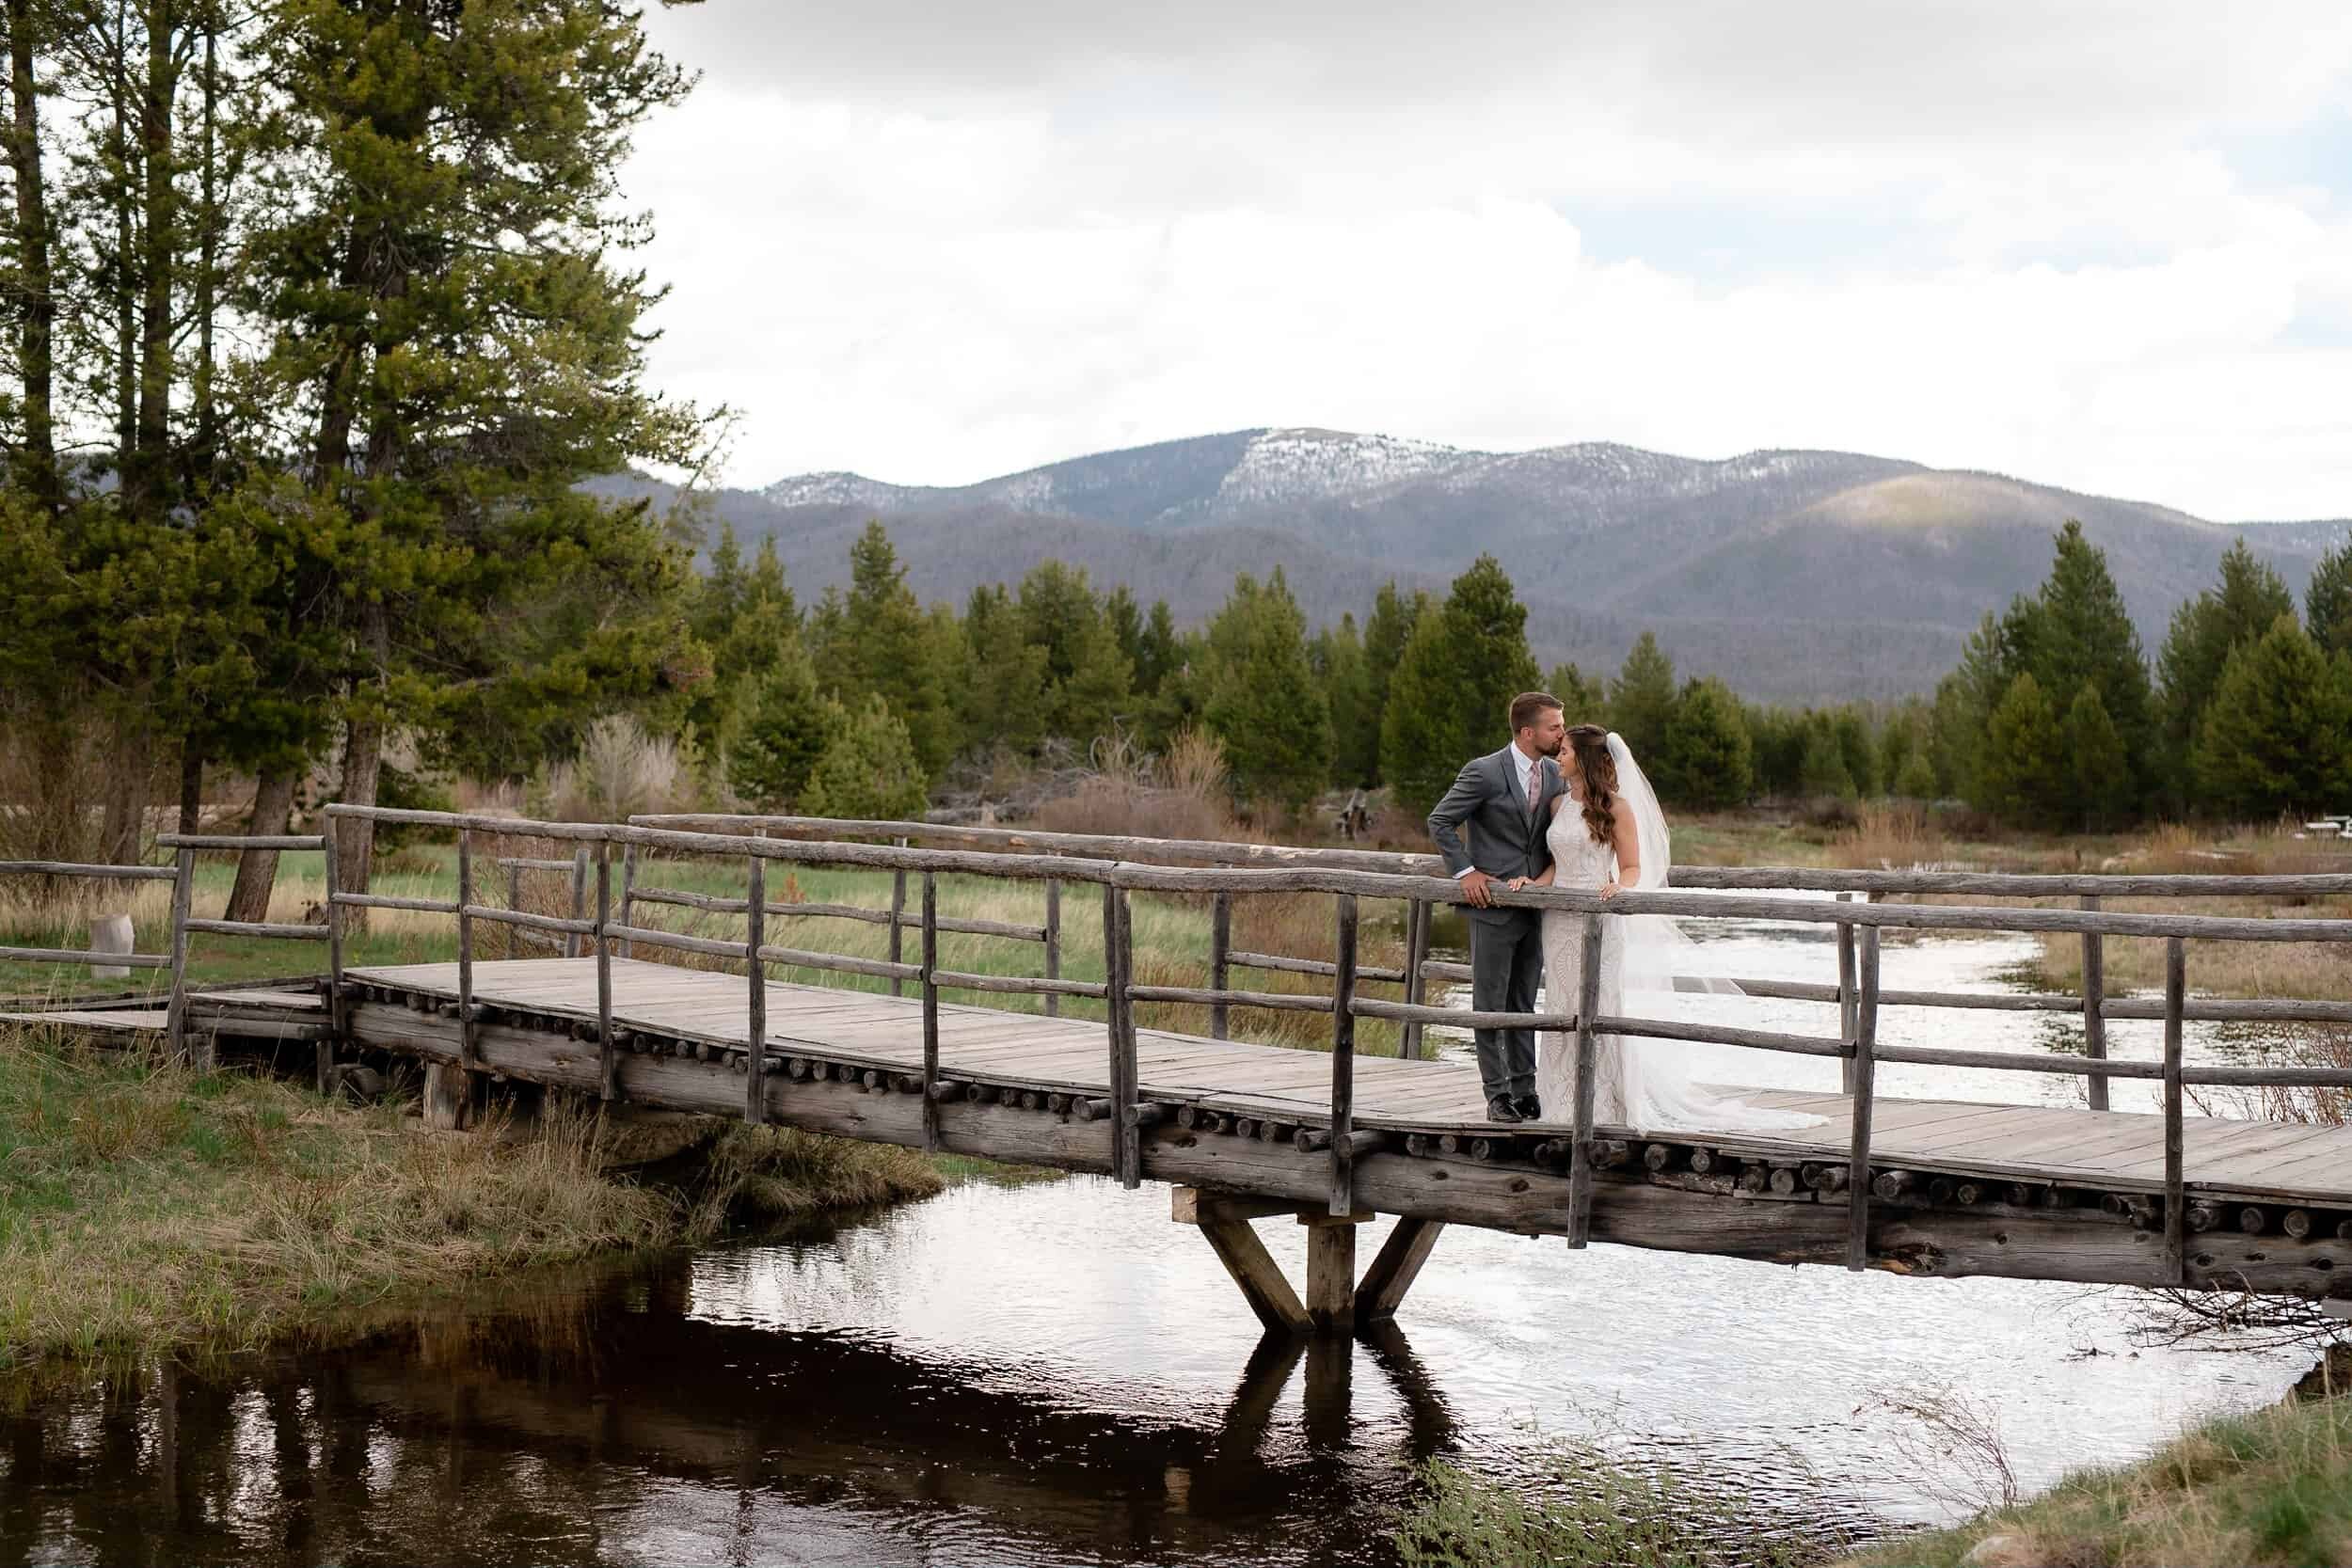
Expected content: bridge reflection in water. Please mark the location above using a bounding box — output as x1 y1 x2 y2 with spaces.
0 1247 1509 1568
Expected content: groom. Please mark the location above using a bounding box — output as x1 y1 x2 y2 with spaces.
1427 692 1567 1123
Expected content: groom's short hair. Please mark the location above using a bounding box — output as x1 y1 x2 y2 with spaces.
1508 691 1563 732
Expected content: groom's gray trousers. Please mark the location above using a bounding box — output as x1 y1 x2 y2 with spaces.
1466 908 1544 1101
1427 746 1565 1105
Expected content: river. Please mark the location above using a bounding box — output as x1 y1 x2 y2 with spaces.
0 903 2316 1565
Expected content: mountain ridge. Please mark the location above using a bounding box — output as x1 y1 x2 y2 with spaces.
614 429 2346 705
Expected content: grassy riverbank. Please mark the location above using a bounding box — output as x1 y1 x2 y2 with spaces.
1834 1387 2352 1568
0 1023 942 1374
1387 1384 2352 1568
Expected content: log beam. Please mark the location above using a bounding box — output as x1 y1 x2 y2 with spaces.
1356 1216 1445 1323
1193 1213 1310 1337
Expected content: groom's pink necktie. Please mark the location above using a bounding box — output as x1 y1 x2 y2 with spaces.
1526 759 1541 823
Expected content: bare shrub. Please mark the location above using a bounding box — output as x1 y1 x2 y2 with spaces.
532 717 691 823
1862 1381 2019 1515
1035 725 1247 845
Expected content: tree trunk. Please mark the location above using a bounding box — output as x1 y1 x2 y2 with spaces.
130 0 178 522
5 0 58 513
223 771 295 924
178 745 203 834
98 712 152 863
191 15 216 467
336 601 390 907
109 3 136 473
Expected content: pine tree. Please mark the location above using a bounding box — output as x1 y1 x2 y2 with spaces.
2308 539 2352 659
2063 686 2133 832
1359 580 1427 784
727 642 843 810
1379 557 1540 815
1545 662 1608 729
1016 561 1131 744
2159 539 2296 800
818 523 957 777
1316 615 1377 787
2194 614 2352 821
1978 673 2067 827
1607 633 1679 764
1831 707 1879 797
237 0 708 898
1201 570 1332 810
802 693 931 820
1653 678 1753 809
1798 720 1858 800
1999 521 2153 811
960 585 1049 755
1893 750 1939 800
1928 612 2009 803
1136 600 1182 696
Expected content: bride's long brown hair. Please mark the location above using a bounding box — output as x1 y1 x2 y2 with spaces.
1565 724 1617 846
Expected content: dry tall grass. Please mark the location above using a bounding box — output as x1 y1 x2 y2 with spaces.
1835 1393 2352 1568
1836 801 1952 868
1037 724 1252 844
0 1026 671 1368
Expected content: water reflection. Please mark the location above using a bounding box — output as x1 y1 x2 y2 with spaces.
0 1246 1495 1568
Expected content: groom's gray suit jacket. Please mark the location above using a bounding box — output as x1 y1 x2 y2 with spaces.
1427 746 1565 927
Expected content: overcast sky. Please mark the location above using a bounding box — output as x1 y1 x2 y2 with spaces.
623 2 2352 519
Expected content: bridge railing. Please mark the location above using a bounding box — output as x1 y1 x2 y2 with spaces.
633 812 2352 1110
312 805 2352 1287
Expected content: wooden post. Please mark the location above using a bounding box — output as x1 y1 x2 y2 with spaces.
1357 1216 1444 1323
2164 935 2186 1283
1042 877 1061 1019
1328 895 1359 1217
922 872 941 1151
565 846 590 958
1566 912 1605 1247
1846 926 1881 1271
596 844 616 1102
164 845 195 1066
744 854 766 1124
318 819 342 1094
1209 889 1232 1040
456 830 478 1071
1836 896 1859 1096
889 836 909 999
1104 884 1139 1187
618 841 636 960
1401 898 1431 1061
1303 1215 1359 1334
506 861 523 959
2081 895 2109 1112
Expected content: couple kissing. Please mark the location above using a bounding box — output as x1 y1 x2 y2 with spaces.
1426 693 1823 1136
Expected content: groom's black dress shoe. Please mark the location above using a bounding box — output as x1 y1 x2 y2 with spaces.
1513 1094 1543 1121
1485 1096 1523 1124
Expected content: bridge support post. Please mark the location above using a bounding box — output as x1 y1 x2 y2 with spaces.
1301 1212 1363 1335
1174 1187 1376 1338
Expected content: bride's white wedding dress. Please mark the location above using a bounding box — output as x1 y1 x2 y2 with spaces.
1534 739 1825 1135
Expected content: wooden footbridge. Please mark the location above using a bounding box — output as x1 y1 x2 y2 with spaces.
8 807 2352 1338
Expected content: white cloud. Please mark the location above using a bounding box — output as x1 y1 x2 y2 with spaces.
622 6 2352 518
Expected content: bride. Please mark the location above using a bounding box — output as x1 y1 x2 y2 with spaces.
1506 724 1824 1134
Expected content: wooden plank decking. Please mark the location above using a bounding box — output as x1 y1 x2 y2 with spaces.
347 957 2352 1208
